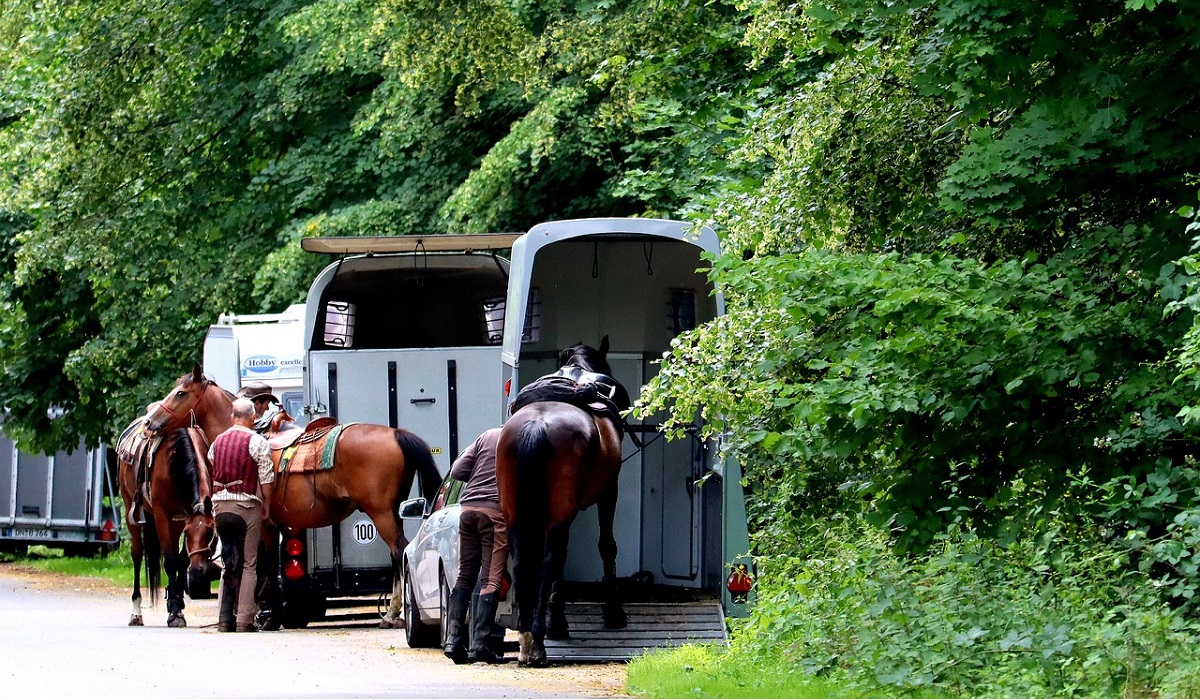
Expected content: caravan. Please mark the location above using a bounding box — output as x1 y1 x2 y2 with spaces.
203 303 307 422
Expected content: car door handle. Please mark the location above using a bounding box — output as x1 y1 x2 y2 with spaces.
410 398 436 405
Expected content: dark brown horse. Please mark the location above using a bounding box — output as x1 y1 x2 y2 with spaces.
117 419 215 627
143 364 441 627
497 338 628 667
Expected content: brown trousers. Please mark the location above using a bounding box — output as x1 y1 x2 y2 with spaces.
455 505 509 596
213 498 262 627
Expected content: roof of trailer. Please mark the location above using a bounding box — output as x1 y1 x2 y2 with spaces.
301 233 523 255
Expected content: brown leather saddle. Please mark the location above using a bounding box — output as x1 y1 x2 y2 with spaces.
268 417 345 473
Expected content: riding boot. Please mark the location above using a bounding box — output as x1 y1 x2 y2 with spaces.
443 588 471 664
468 592 504 664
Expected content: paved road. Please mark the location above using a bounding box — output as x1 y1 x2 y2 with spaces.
0 565 628 699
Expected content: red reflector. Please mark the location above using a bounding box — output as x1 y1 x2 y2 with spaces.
101 519 116 531
283 559 305 581
285 537 304 557
726 564 753 595
96 530 117 542
504 378 511 396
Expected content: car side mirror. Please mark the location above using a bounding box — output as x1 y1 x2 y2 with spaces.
399 498 427 519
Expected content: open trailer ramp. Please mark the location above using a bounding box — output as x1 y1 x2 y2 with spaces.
544 599 728 661
541 581 728 661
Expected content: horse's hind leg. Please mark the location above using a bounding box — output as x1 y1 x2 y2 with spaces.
128 523 144 626
381 549 405 629
524 521 571 667
512 521 547 667
255 527 282 631
544 523 572 641
597 481 626 629
370 508 407 629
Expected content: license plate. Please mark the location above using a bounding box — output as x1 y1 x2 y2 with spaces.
2 527 51 539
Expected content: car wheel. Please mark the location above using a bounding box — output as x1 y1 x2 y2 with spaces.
438 572 451 647
280 587 322 629
404 566 437 648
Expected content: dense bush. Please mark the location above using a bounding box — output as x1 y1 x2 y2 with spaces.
734 513 1200 697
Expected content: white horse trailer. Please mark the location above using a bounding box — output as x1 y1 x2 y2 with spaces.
285 238 520 626
497 218 752 659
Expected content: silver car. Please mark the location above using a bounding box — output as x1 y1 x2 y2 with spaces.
399 476 511 649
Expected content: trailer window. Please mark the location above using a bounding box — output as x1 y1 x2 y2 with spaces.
479 288 541 345
523 288 541 343
667 289 696 335
323 301 356 348
481 297 505 344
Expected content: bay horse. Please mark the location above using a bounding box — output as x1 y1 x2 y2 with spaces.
117 420 215 627
497 337 629 667
142 364 441 628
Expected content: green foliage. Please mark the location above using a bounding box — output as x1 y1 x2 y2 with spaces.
641 245 1198 550
0 0 761 448
726 516 1200 698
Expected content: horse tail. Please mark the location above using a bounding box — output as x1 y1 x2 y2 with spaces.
394 429 441 503
143 500 162 605
512 418 552 632
514 418 552 525
168 428 202 513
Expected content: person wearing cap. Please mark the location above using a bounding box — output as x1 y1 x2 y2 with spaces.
208 398 276 632
236 382 280 434
234 381 284 631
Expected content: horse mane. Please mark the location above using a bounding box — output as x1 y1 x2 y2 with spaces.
168 428 203 513
559 341 612 375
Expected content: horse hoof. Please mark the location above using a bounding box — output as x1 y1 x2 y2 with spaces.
517 632 532 666
167 613 187 628
527 646 549 668
128 615 144 627
379 616 396 630
255 612 281 632
602 603 627 630
517 633 548 668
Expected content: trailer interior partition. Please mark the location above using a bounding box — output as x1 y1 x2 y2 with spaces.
290 234 520 624
499 218 752 615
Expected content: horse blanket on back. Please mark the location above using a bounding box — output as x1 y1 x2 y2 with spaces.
511 366 632 440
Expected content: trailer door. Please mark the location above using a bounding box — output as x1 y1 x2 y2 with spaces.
307 346 503 568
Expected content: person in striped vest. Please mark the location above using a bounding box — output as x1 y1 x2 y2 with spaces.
208 398 276 633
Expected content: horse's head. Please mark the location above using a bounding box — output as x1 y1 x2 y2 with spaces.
145 363 210 433
183 499 217 599
559 335 612 375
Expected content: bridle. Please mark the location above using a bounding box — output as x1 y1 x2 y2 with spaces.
186 524 217 560
154 381 210 429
